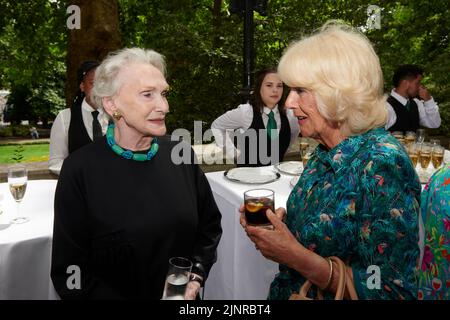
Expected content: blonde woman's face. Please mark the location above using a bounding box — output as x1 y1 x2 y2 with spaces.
285 88 330 140
260 73 284 108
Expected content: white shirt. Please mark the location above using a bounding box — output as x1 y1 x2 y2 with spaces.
385 89 441 130
49 98 109 173
211 103 300 159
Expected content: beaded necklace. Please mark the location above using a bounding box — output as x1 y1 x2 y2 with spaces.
106 123 159 161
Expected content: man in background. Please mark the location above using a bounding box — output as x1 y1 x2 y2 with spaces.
49 61 109 173
386 64 441 132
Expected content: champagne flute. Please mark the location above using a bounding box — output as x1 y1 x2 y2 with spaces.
407 143 419 168
299 140 309 161
431 145 444 169
416 129 426 144
405 131 416 147
419 143 432 170
8 165 29 224
430 139 440 147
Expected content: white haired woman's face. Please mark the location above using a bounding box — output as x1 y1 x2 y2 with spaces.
106 62 170 137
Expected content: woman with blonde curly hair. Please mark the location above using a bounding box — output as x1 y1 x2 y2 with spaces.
241 21 421 300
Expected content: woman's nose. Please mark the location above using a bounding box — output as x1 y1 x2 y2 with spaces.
156 95 170 114
285 91 297 109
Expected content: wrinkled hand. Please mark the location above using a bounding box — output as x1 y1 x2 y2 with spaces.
239 205 286 228
184 281 201 300
239 205 300 266
418 85 431 101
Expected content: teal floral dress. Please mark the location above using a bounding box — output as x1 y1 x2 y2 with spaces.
418 164 450 300
269 127 421 300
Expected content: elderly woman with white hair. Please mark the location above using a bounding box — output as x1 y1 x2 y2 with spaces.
241 22 421 300
51 48 222 299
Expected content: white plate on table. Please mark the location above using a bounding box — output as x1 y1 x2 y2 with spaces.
224 167 280 184
275 161 303 175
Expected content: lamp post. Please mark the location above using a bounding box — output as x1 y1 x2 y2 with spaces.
230 0 268 103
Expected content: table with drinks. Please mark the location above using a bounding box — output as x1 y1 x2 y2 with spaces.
391 130 450 183
0 172 59 299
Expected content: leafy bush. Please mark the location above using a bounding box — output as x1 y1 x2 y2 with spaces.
12 125 31 137
0 126 13 137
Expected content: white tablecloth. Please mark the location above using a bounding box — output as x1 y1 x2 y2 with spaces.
204 168 295 300
0 179 59 300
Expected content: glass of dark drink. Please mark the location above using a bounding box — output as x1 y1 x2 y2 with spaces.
244 189 274 228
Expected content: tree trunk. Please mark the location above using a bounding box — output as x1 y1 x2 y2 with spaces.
66 0 122 107
212 0 222 48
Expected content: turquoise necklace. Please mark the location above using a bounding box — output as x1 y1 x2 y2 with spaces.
106 123 159 161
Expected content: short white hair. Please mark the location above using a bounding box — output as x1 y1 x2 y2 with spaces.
91 48 166 109
278 21 387 136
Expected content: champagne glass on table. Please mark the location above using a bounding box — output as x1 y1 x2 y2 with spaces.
431 144 444 170
8 165 29 224
301 145 315 168
162 257 192 300
300 140 309 157
405 131 416 147
407 143 419 168
416 129 426 144
419 143 432 170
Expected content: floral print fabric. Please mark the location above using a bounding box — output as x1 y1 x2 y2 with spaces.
269 127 421 300
418 164 450 300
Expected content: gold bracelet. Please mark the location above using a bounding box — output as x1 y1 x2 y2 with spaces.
322 258 333 291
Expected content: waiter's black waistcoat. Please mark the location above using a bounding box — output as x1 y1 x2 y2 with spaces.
234 108 291 167
68 97 93 154
387 95 420 133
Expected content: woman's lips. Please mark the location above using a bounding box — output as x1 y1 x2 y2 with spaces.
297 116 307 125
148 118 165 125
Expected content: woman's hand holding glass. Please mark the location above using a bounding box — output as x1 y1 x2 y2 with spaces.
239 204 301 266
184 278 201 300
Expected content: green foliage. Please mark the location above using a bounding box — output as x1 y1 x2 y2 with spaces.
0 0 448 137
0 125 13 137
0 0 67 126
11 144 24 163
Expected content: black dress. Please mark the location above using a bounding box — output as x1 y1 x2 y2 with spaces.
51 136 222 299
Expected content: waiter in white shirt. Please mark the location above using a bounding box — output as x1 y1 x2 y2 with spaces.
386 64 441 133
49 61 109 173
211 68 300 166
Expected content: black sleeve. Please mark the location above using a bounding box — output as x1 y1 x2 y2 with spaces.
189 151 222 282
51 160 124 299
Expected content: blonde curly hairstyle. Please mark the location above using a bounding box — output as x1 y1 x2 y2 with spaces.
278 21 387 136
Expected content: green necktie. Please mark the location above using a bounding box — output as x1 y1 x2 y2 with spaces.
267 111 278 140
405 99 411 111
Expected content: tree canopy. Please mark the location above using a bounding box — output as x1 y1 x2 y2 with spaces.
0 0 448 135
